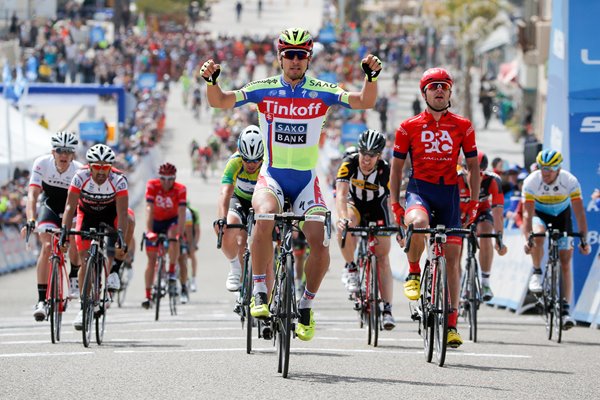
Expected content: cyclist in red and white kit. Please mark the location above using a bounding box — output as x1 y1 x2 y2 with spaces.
390 68 481 348
142 163 188 309
60 144 134 330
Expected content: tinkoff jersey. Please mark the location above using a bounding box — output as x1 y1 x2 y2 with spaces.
234 75 352 171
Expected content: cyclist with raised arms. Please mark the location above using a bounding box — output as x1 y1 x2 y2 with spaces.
457 151 507 301
215 125 264 292
25 131 83 321
60 144 132 330
201 27 382 341
522 149 591 329
142 163 188 308
390 68 480 348
336 129 396 330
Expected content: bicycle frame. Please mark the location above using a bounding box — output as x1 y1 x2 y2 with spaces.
44 229 70 344
142 232 170 321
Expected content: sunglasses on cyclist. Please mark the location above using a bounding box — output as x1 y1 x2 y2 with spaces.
359 150 381 158
90 163 112 172
281 50 310 60
159 175 176 181
54 147 75 155
242 157 261 164
425 82 452 92
540 165 560 172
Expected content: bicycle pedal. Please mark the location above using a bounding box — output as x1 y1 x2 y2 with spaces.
410 312 421 321
353 302 361 311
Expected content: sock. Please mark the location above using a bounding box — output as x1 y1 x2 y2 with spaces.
145 288 152 300
346 261 357 272
448 309 458 328
37 284 47 302
111 259 123 274
69 264 80 278
252 274 267 295
408 261 420 275
168 263 176 275
532 267 542 274
383 302 392 314
298 288 316 310
481 272 490 286
229 257 242 275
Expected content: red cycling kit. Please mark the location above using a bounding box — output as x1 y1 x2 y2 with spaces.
393 110 478 243
145 179 187 247
457 170 504 224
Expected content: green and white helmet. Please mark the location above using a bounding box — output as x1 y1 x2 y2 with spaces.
277 28 313 52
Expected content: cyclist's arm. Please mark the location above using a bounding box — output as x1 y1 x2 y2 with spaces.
390 157 405 205
177 204 186 239
193 223 200 246
522 200 535 239
571 198 588 239
61 189 79 231
25 185 42 222
347 81 377 110
206 85 236 109
145 202 154 233
465 156 481 201
217 184 234 220
492 206 504 236
335 181 351 220
115 194 129 235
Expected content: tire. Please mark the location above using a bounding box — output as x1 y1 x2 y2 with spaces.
421 261 434 363
169 281 178 316
543 265 553 340
82 254 97 348
281 254 293 378
370 255 379 347
96 257 107 345
244 254 253 354
117 263 131 308
366 261 372 346
554 264 563 343
468 258 478 343
433 257 449 367
49 258 61 344
154 257 164 322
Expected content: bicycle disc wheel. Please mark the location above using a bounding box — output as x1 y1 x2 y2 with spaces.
96 259 108 345
370 255 379 347
154 257 164 321
543 266 553 340
553 265 563 343
49 259 61 344
468 258 478 343
433 257 449 367
82 255 96 348
421 262 434 363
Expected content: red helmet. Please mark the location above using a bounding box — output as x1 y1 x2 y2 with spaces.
419 67 453 93
477 151 488 170
158 162 177 176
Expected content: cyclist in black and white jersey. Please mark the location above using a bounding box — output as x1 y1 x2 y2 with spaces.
24 131 83 322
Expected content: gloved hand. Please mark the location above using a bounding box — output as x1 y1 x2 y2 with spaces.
200 59 221 85
463 200 480 227
391 202 405 225
361 55 382 82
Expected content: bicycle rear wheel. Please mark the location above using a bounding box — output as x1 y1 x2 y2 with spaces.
82 255 97 348
419 261 434 362
154 257 164 321
117 262 131 307
49 258 61 344
369 255 380 347
553 264 563 343
468 258 479 343
96 258 108 345
433 257 449 367
169 281 178 316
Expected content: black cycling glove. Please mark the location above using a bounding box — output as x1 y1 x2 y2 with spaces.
361 56 382 82
200 60 221 85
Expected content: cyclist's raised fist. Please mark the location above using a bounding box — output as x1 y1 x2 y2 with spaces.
361 54 382 82
200 59 221 85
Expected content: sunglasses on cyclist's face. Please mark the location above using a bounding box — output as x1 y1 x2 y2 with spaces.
281 50 310 61
540 165 560 172
90 163 112 172
242 157 261 164
359 150 381 158
54 147 75 155
159 175 176 181
425 82 452 92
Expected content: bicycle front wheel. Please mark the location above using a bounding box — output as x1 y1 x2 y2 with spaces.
543 265 554 340
96 257 108 345
433 257 449 367
369 255 380 347
243 254 253 354
468 258 479 343
154 257 164 321
553 264 563 343
279 254 293 378
82 255 97 348
421 261 434 363
49 258 61 344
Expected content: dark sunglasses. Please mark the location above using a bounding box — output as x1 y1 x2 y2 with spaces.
540 165 559 172
242 157 261 164
159 175 176 181
425 82 451 92
90 163 112 172
55 147 75 155
359 150 381 158
281 50 310 60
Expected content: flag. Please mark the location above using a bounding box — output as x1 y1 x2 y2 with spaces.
2 61 14 100
13 65 27 100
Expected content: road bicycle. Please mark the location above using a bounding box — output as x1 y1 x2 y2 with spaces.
215 219 258 354
406 224 468 367
459 223 503 342
116 260 133 308
528 226 585 343
141 232 178 321
66 225 121 348
248 209 331 378
341 221 401 347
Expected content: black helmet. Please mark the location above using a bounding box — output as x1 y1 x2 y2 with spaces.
357 129 385 153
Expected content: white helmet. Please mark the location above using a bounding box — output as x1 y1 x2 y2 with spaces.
238 125 264 161
86 144 116 163
51 131 79 151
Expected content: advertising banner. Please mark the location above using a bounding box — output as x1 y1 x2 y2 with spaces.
79 121 107 143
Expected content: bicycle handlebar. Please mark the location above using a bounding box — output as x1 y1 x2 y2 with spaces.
214 219 246 249
249 210 332 247
404 224 470 254
528 230 586 248
140 231 169 251
341 222 403 249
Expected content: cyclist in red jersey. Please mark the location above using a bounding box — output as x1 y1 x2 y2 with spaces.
142 163 188 308
458 151 508 301
389 67 481 348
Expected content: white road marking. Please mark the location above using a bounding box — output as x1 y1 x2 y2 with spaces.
0 351 93 358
